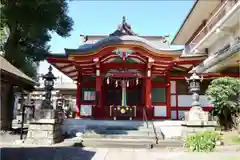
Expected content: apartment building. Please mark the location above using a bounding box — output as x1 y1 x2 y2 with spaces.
172 0 240 74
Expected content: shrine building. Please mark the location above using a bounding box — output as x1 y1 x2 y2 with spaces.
47 17 220 120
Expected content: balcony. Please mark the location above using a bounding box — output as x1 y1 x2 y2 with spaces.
188 0 239 54
194 36 240 73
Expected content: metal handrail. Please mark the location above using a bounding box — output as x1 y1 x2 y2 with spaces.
142 107 158 144
142 106 149 128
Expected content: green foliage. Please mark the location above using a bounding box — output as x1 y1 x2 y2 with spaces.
206 77 240 130
230 135 240 144
1 0 73 78
185 131 221 152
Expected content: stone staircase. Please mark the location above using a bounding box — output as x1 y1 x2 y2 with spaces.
79 122 183 148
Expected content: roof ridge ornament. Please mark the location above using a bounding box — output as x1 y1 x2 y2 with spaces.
80 34 88 43
109 16 137 36
122 16 126 24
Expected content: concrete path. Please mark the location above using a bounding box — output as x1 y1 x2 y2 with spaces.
91 148 240 160
1 146 240 160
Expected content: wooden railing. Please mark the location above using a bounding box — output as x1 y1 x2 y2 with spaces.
189 0 238 52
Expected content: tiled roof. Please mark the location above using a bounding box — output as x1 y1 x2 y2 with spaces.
0 55 36 86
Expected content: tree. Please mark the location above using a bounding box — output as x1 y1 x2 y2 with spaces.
206 77 240 130
0 0 73 79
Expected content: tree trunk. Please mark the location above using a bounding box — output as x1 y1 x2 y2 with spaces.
4 23 19 66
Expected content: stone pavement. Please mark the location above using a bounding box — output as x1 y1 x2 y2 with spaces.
1 133 240 160
1 146 240 160
91 148 240 160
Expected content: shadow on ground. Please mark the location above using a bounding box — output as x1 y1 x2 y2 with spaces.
0 146 96 160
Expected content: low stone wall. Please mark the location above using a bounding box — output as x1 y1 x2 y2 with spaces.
154 121 183 139
181 121 217 138
25 119 63 145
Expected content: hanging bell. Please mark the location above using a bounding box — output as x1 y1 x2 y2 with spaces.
126 80 129 87
136 78 139 85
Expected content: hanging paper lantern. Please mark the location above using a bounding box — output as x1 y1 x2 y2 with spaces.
126 80 129 87
107 77 110 84
136 78 139 85
115 80 118 87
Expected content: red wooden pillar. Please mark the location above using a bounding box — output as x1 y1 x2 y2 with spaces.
75 72 81 118
145 68 152 120
166 73 171 119
141 78 145 120
95 64 102 119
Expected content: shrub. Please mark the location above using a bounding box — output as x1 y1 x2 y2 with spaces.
185 131 221 152
206 77 240 130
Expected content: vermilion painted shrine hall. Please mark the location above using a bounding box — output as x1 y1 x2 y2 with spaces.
48 17 216 120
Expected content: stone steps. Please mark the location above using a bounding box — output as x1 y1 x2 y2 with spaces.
81 137 155 148
79 124 168 148
71 120 172 148
80 138 183 149
90 129 154 135
82 134 157 139
83 126 161 138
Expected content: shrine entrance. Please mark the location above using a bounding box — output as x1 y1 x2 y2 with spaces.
103 69 144 120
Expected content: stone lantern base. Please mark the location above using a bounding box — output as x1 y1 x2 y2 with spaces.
181 106 218 138
25 109 63 145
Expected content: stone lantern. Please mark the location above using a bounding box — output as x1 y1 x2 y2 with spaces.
25 66 63 145
41 65 57 109
181 69 217 138
184 69 206 121
185 69 203 107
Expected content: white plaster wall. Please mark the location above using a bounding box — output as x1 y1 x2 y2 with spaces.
171 95 176 107
178 95 213 107
178 95 192 107
171 111 177 119
199 95 214 107
170 81 176 94
153 106 167 117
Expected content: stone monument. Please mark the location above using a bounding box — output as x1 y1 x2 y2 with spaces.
181 70 217 137
25 66 63 145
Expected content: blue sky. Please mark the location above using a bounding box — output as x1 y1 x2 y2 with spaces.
40 0 195 80
48 0 195 53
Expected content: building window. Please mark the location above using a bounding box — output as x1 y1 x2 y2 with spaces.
82 88 96 101
152 87 166 103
